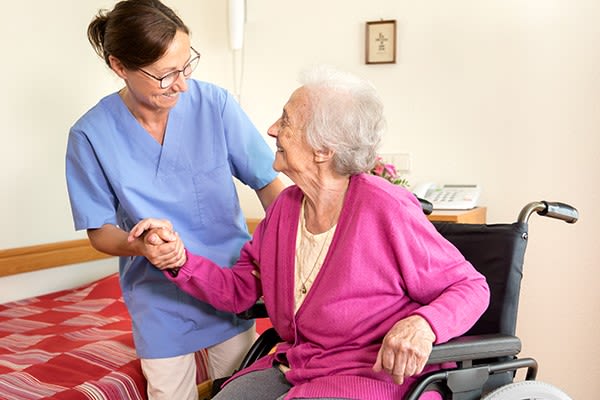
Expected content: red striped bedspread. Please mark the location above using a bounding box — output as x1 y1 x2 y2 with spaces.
0 273 209 400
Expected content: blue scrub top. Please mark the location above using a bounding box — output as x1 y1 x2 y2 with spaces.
66 80 277 358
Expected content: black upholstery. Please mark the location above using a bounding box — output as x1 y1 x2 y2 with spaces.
431 222 528 337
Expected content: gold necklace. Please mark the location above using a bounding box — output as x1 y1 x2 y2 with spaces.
297 198 336 295
298 226 334 294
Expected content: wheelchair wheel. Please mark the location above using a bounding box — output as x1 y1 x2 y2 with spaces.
481 380 572 400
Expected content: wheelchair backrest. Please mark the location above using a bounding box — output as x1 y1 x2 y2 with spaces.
432 222 529 336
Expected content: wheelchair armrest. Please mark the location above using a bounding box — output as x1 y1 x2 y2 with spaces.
416 196 434 215
427 333 522 365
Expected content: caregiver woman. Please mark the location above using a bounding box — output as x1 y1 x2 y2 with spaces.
65 0 283 399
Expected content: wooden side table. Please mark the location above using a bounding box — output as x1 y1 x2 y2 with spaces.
427 207 487 224
246 218 261 234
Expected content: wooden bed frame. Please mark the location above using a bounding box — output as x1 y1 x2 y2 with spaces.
0 218 262 278
0 238 111 278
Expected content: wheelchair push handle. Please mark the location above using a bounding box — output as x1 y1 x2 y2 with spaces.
518 201 579 224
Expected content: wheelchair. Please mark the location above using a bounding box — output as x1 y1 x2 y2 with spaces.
212 200 578 400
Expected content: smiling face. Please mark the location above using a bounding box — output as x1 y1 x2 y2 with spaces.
267 87 317 179
111 30 193 114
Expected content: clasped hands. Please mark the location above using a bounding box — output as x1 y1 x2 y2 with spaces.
127 218 186 270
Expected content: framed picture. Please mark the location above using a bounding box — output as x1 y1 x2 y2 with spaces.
365 20 397 64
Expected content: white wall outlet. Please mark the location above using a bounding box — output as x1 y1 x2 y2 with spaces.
380 153 411 172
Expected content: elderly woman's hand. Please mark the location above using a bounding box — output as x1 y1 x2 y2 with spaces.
373 315 436 385
143 227 187 269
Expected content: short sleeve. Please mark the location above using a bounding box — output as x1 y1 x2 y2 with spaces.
221 92 278 190
65 128 118 230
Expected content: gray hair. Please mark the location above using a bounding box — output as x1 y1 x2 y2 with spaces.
299 65 385 175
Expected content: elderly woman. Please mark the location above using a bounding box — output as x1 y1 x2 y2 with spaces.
132 66 490 400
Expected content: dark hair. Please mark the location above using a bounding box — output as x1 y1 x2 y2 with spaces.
87 0 190 69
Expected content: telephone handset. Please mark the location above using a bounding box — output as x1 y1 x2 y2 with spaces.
412 183 481 210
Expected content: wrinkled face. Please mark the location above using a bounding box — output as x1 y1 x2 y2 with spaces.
119 30 193 112
267 88 315 178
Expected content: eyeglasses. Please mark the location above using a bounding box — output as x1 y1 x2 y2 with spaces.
139 47 201 89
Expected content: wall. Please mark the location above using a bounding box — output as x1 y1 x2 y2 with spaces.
0 0 598 397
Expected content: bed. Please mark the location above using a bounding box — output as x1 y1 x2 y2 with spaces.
0 225 274 400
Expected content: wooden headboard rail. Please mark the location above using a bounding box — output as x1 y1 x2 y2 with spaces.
0 239 112 278
0 218 262 278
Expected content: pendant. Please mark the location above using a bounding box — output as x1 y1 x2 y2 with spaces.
301 285 307 294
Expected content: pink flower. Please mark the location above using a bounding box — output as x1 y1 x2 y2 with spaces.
369 156 408 187
372 164 385 176
384 164 397 178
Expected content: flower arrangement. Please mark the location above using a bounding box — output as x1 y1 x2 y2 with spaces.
369 156 409 187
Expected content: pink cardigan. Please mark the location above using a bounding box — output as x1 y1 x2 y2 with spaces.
168 173 490 399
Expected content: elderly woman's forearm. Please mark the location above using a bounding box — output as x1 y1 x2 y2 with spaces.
411 277 490 344
166 250 261 313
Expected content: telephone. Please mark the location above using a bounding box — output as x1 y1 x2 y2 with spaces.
412 183 481 210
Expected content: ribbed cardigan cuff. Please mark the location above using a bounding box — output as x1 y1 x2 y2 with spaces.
411 305 453 344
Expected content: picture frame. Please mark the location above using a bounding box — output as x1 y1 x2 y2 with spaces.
365 20 397 64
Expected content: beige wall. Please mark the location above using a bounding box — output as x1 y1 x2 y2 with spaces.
1 0 598 397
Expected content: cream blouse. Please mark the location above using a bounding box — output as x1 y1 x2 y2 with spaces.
294 198 337 312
